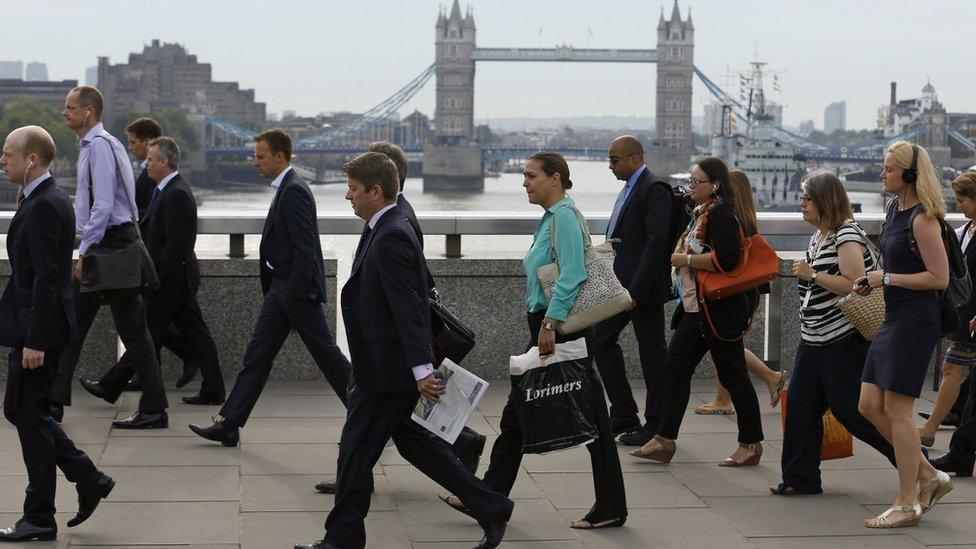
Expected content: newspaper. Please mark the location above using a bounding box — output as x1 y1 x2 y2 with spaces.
412 359 488 444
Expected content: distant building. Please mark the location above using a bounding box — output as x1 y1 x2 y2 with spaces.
824 101 847 134
798 119 815 136
97 39 265 129
703 102 725 137
0 61 23 80
400 110 432 146
0 79 78 111
25 62 48 82
85 65 98 86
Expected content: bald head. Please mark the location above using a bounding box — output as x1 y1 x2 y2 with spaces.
610 135 644 156
1 126 56 185
608 135 645 181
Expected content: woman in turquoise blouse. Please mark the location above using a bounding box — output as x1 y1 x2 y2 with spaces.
437 152 627 529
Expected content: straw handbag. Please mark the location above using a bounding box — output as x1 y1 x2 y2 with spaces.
780 390 854 461
836 224 885 341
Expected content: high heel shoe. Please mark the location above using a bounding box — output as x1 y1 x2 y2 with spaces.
919 470 953 513
865 501 922 528
718 442 762 467
629 435 676 464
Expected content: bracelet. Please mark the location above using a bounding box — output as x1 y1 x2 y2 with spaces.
686 254 693 268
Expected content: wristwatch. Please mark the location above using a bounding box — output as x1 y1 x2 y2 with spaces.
542 320 556 332
882 273 891 288
810 271 819 285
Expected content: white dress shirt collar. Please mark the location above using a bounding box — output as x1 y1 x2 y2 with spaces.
140 158 148 170
368 202 397 230
270 166 293 188
23 171 53 198
156 171 179 192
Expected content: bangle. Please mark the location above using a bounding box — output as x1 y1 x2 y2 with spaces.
686 254 693 267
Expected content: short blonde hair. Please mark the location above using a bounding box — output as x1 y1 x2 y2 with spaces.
887 140 946 219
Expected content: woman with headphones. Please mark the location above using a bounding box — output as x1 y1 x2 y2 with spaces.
854 141 953 528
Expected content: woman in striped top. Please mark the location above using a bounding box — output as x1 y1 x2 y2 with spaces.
771 171 898 495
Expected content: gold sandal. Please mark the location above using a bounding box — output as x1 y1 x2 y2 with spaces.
769 373 786 407
919 470 953 513
695 403 735 415
865 502 922 528
719 442 762 467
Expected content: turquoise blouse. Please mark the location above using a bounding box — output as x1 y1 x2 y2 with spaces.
523 196 588 321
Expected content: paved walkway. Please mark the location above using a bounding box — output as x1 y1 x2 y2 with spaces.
0 378 972 548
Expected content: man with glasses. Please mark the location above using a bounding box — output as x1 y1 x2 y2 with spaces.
56 86 169 429
593 135 675 446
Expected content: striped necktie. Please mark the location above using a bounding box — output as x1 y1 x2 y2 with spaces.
16 189 25 209
605 184 630 238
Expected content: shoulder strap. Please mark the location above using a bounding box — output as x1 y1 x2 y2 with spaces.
843 220 882 269
89 134 144 243
548 203 592 261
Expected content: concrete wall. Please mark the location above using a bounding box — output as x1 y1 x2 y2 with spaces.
422 145 484 191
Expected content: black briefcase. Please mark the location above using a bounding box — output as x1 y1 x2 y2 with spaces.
80 236 159 304
429 289 475 364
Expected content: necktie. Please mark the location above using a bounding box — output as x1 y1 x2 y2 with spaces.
606 183 630 238
149 186 160 207
354 224 372 262
16 189 25 209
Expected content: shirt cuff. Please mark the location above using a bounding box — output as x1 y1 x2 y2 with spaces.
412 363 434 381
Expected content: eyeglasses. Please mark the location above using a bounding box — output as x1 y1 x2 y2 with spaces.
687 177 713 187
608 153 637 165
63 104 83 111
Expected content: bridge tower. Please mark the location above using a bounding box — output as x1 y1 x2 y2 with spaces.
424 0 484 191
651 1 694 176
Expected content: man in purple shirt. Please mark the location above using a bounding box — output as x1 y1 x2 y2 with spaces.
54 86 168 429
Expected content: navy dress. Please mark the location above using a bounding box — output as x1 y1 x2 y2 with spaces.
862 203 941 397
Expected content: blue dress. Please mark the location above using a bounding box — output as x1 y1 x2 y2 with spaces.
862 203 941 398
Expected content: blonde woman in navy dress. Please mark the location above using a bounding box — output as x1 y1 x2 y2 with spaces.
854 141 953 528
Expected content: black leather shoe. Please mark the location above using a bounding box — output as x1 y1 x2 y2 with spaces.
125 377 143 391
0 519 56 542
175 361 199 389
314 479 337 494
611 416 642 436
918 410 962 427
294 539 339 549
475 499 514 549
49 402 64 423
618 426 655 446
67 473 115 527
459 433 487 475
182 393 225 405
79 378 119 404
112 411 168 429
929 452 974 477
189 420 239 447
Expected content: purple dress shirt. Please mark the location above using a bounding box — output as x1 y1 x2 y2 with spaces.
74 123 139 255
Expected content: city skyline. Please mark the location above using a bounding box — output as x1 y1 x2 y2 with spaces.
3 0 973 130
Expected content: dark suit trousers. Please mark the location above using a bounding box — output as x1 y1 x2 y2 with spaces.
4 348 100 528
781 335 896 492
219 280 350 429
104 283 225 399
948 360 976 469
593 304 667 430
657 312 763 444
52 280 167 413
325 384 511 549
481 312 627 523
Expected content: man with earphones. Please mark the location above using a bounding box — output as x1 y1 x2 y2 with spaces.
0 126 115 541
58 86 169 429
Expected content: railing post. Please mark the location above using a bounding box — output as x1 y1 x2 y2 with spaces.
446 234 461 258
765 276 783 371
229 234 245 258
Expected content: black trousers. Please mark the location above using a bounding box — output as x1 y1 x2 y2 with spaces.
52 279 167 413
218 280 350 428
593 304 667 430
119 325 194 381
102 282 225 399
4 348 100 528
781 335 896 492
657 311 763 444
325 384 511 549
481 311 627 522
948 359 976 470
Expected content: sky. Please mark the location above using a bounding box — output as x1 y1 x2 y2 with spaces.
5 0 974 130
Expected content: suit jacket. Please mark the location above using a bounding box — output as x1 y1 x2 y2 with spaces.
341 205 434 393
259 168 327 302
140 173 200 292
953 220 976 342
135 167 155 218
609 168 674 306
0 178 77 351
397 193 437 290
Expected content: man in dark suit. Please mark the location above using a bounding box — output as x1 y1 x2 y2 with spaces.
311 142 486 495
123 117 197 389
294 152 512 549
0 126 114 541
189 129 351 445
593 135 675 446
94 137 225 405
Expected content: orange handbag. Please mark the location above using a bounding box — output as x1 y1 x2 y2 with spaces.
696 230 779 301
779 390 854 461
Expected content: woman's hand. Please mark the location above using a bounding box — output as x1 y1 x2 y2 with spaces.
969 314 976 333
793 260 814 282
537 321 556 358
670 253 689 268
852 276 872 296
865 270 885 289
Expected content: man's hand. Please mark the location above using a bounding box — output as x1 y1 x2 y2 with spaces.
417 373 445 402
74 256 83 281
22 347 44 369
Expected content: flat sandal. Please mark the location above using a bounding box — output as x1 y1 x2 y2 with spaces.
570 517 626 529
865 502 921 528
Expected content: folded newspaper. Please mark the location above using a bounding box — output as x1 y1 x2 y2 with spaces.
412 359 488 444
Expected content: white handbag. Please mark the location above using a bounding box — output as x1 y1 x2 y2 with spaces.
537 205 632 334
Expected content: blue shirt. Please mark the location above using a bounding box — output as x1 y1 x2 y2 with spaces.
75 123 139 255
22 171 52 199
523 196 588 321
606 164 646 237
